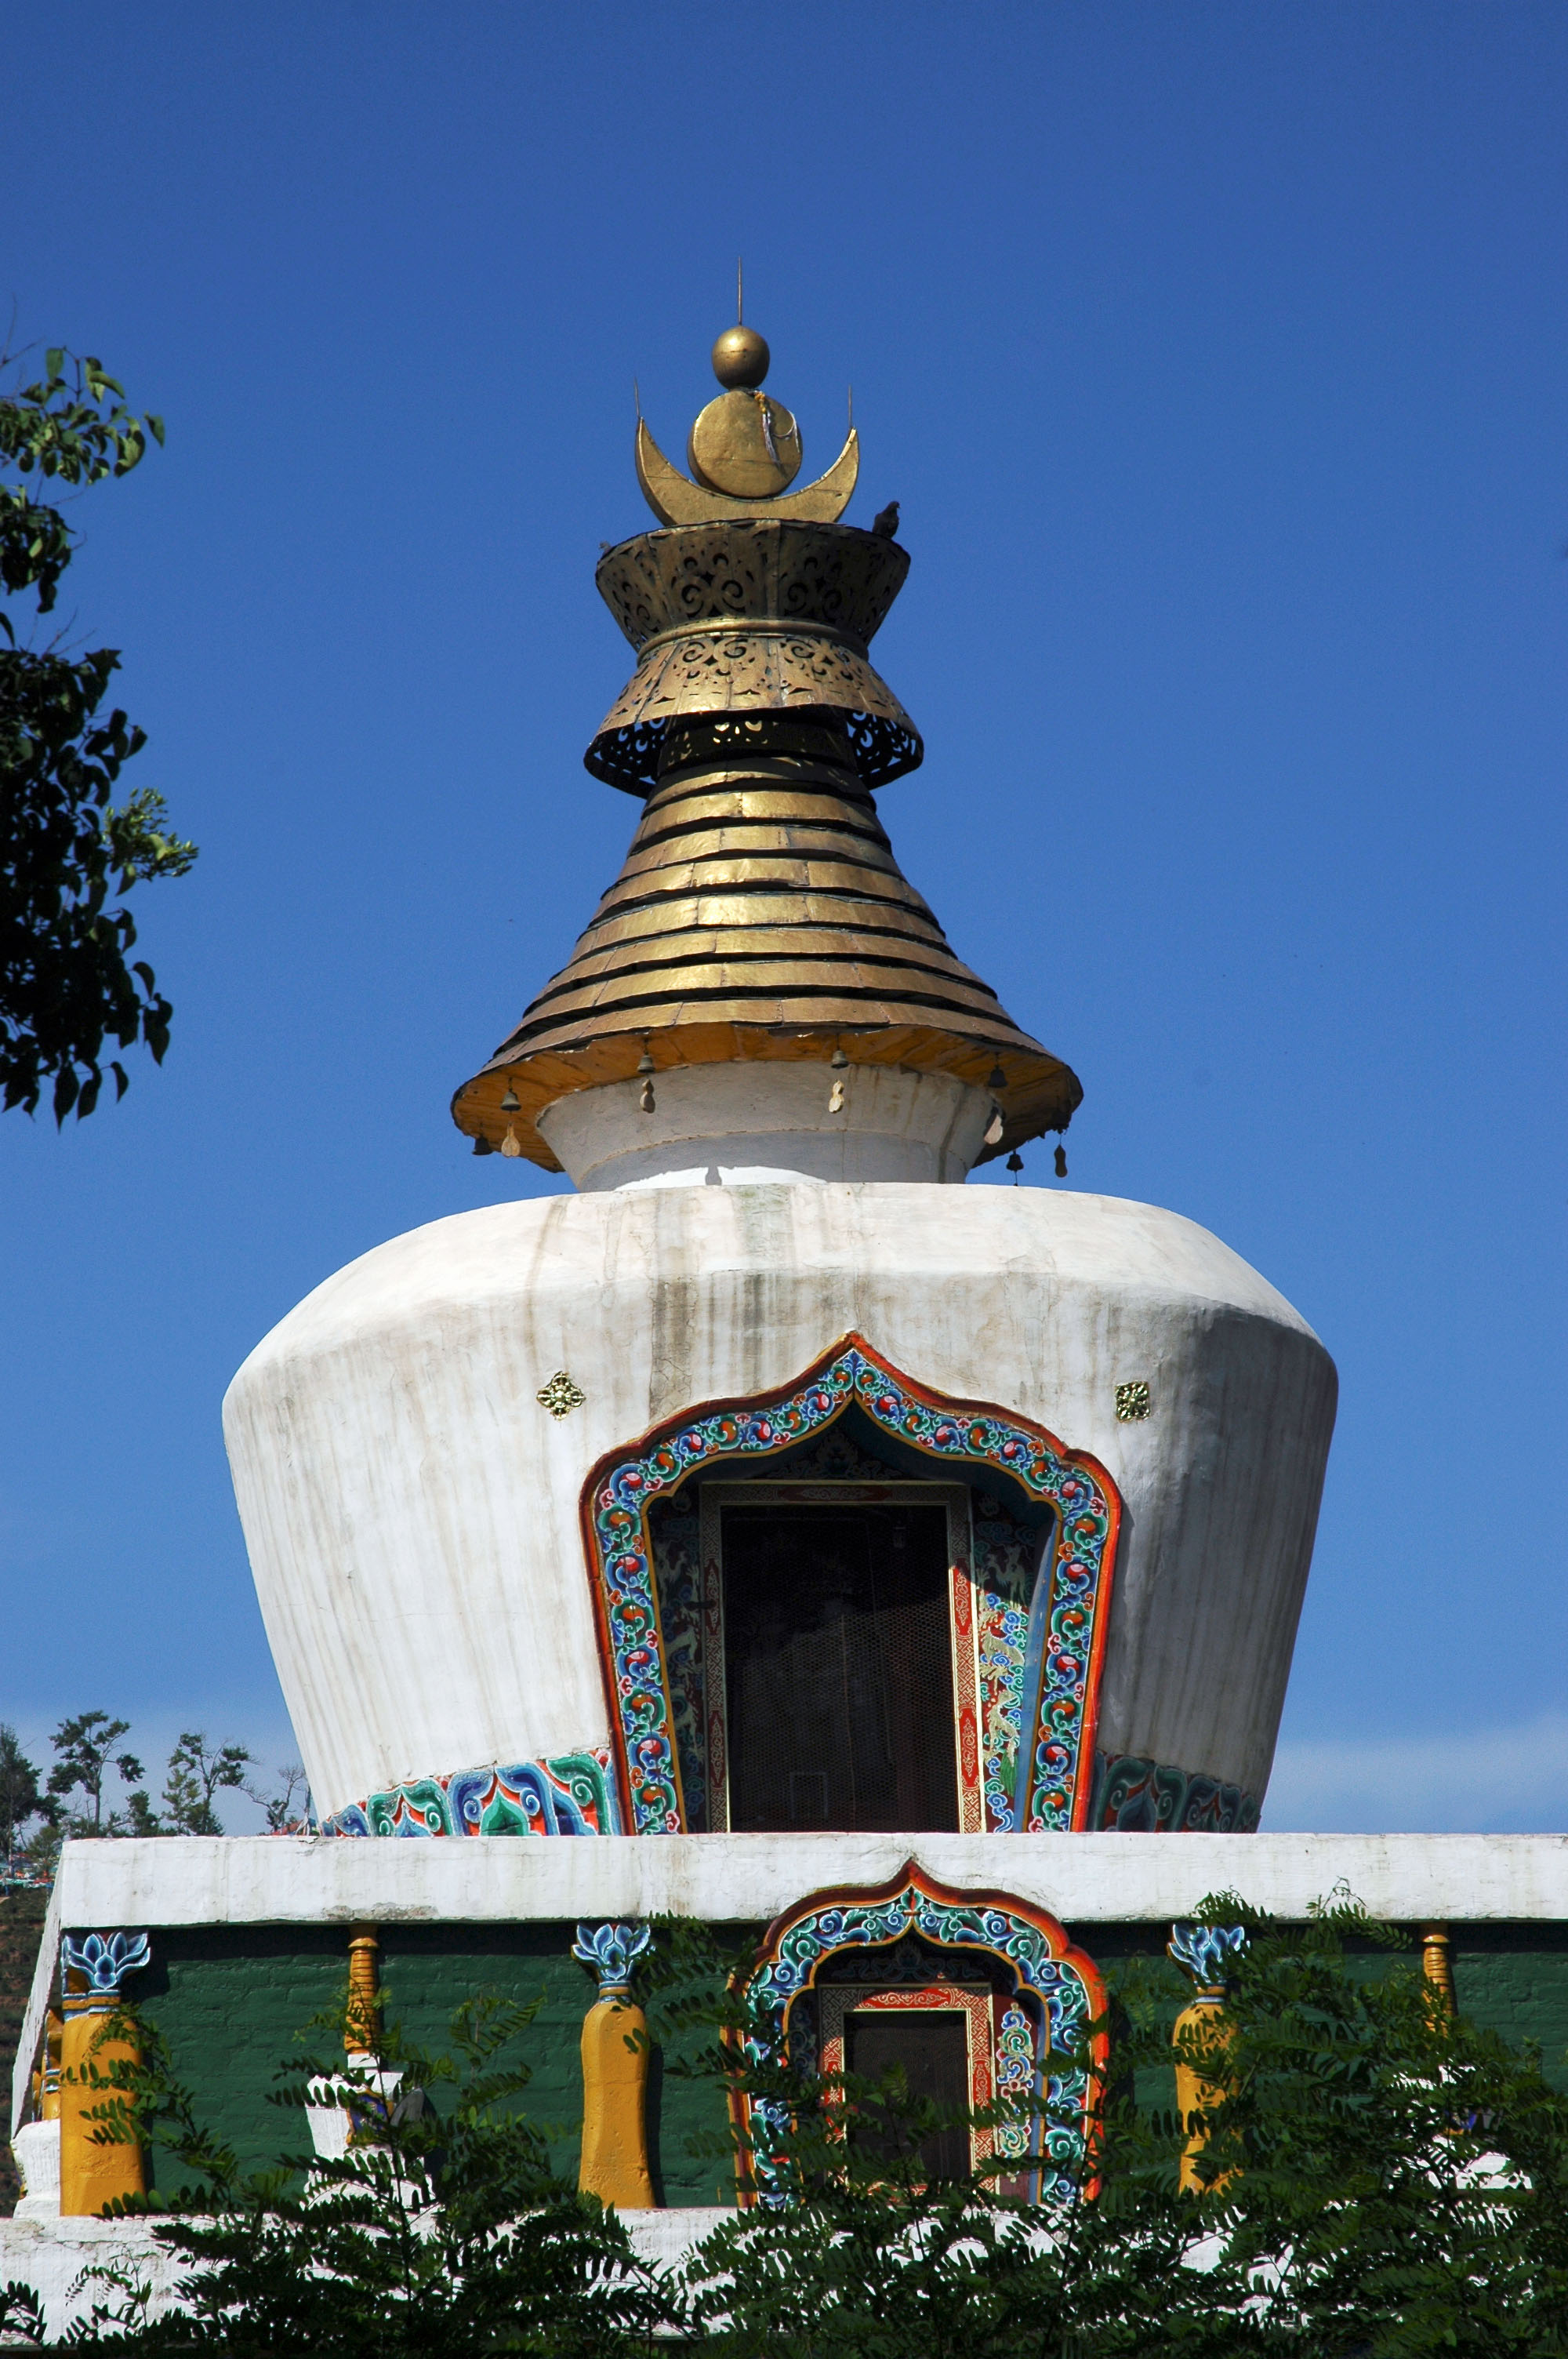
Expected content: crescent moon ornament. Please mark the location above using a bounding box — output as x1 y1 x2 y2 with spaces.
633 315 862 525
635 416 859 527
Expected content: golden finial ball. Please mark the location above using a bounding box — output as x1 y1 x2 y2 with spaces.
711 325 770 389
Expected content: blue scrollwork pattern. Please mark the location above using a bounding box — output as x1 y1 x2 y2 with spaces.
587 1336 1118 1836
320 1749 621 1839
1168 1922 1248 1990
62 1929 151 2000
572 1920 653 1998
738 1873 1103 2206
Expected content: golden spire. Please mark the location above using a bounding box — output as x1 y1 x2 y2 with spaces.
452 323 1082 1172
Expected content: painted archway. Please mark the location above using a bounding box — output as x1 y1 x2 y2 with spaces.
579 1333 1122 1837
729 1861 1109 2205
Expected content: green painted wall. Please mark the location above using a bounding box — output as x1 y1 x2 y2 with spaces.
1065 1923 1568 2107
136 1925 345 2190
1455 1926 1568 2089
133 1921 735 2204
105 1914 1568 2208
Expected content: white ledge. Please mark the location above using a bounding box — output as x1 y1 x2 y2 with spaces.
45 1829 1568 1928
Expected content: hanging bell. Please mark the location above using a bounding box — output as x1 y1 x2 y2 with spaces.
472 1135 495 1157
987 1064 1007 1093
639 1078 656 1114
500 1125 524 1159
499 1082 521 1112
1054 1143 1068 1178
636 1047 655 1076
1006 1149 1024 1176
830 1047 849 1070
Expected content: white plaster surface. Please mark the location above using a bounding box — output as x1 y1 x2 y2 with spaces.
624 2205 734 2270
0 2208 731 2333
537 1064 994 1188
0 2215 188 2339
20 1829 1568 2139
10 2120 60 2218
223 1184 1336 1826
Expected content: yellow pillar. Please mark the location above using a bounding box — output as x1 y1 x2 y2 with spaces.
34 2008 63 2121
346 1925 381 2055
572 1921 655 2209
60 1993 145 2214
57 1930 151 2215
579 1997 656 2207
1168 1923 1246 2196
1421 1922 1456 2018
1172 1989 1233 2194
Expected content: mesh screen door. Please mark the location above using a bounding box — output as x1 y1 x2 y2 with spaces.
847 2008 971 2183
720 1500 959 1833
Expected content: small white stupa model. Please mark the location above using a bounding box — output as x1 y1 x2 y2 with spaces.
225 317 1337 1852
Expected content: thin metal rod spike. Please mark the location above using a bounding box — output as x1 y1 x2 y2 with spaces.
848 383 854 430
633 376 641 420
736 257 743 325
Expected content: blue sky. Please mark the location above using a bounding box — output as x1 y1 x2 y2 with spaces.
2 2 1563 1833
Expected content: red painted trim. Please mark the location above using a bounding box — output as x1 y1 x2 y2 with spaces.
731 1857 1110 2206
575 1474 644 1834
1070 1474 1120 1829
576 1330 1123 1838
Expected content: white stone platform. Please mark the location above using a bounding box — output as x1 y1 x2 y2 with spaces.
11 1830 1568 2331
16 1830 1568 2146
0 2206 734 2340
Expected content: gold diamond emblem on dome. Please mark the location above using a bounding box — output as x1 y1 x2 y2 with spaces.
537 1370 586 1419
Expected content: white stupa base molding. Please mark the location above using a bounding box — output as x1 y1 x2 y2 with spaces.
537 1063 996 1189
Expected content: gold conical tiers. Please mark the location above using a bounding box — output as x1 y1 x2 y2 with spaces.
453 340 1081 1171
453 706 1080 1169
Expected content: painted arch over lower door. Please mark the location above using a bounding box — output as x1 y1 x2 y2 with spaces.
578 1332 1122 1837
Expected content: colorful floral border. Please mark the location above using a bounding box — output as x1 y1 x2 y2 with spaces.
579 1332 1121 1837
733 1863 1109 2205
321 1749 620 1837
1088 1752 1260 1834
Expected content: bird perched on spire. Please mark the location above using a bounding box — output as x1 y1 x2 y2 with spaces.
872 500 901 539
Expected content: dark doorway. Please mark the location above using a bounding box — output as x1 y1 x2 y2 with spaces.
721 1500 958 1833
848 2007 971 2183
